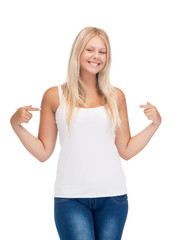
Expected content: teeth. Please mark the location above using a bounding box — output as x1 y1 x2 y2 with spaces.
88 61 99 66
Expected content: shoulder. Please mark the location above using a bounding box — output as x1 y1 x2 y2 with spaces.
43 86 58 103
42 86 60 113
44 86 58 95
113 86 126 101
113 86 127 110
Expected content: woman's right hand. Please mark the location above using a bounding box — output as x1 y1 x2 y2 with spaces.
10 105 41 126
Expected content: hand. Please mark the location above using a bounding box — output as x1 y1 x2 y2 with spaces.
10 105 41 126
139 101 162 126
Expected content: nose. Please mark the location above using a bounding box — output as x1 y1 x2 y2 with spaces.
93 50 99 59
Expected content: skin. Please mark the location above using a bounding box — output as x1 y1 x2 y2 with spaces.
79 35 107 96
10 35 162 162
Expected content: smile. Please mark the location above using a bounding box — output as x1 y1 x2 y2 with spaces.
88 61 100 67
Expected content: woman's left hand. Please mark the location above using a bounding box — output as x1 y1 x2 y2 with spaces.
139 101 162 126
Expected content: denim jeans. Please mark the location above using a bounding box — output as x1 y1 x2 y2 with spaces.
54 194 128 240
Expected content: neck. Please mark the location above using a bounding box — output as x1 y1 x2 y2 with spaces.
80 71 97 91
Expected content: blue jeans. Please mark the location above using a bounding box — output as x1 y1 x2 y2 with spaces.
54 194 128 240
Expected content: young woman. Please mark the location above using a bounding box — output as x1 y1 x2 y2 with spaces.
10 26 162 240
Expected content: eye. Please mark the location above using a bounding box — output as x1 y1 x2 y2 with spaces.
86 49 106 54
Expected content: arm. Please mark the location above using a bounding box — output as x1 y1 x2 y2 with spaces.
10 123 46 162
10 87 59 163
114 88 162 161
125 101 162 160
126 122 161 160
114 87 131 160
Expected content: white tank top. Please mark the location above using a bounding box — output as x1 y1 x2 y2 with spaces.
53 84 127 198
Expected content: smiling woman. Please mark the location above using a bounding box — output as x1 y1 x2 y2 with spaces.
10 25 162 240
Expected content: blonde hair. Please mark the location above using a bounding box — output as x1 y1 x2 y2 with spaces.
60 26 122 133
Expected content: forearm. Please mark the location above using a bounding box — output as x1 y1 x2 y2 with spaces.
10 120 46 162
126 122 161 160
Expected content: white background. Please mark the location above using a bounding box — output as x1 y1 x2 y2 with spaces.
1 0 178 239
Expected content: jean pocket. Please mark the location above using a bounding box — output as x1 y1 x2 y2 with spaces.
110 194 128 204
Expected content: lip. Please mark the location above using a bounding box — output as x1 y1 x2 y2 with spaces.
88 61 100 65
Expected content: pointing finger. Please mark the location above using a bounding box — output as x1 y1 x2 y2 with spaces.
139 104 152 109
24 106 41 111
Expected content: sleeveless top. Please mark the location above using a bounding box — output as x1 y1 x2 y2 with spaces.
53 85 127 198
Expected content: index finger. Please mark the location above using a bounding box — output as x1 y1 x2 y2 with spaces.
24 106 41 111
139 104 152 109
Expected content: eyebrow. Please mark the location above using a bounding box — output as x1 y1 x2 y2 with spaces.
87 45 106 50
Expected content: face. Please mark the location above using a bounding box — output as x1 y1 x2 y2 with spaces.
80 35 107 76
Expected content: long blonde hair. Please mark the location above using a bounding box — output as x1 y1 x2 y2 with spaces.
60 26 122 133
